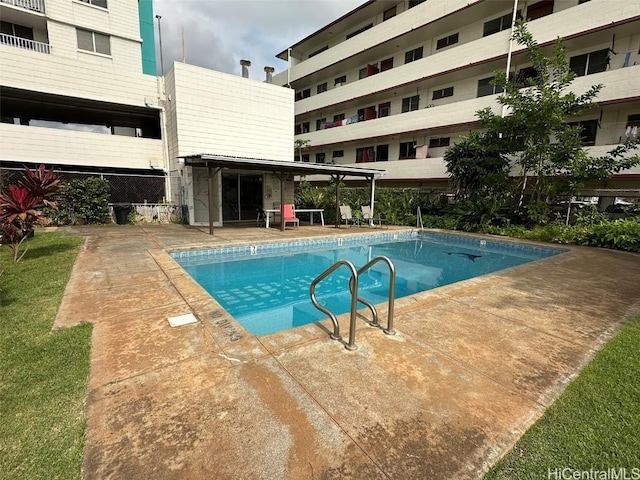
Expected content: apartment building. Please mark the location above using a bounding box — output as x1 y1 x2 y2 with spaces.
276 0 640 190
0 0 164 202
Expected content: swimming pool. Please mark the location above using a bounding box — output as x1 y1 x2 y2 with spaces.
173 232 563 335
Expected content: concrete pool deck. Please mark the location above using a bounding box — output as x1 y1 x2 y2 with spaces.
54 224 640 479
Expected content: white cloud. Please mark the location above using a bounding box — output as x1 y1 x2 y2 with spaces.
153 0 364 78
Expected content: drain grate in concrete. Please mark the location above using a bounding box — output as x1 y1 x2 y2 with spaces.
168 313 198 327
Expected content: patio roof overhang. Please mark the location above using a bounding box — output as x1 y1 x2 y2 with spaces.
178 154 387 234
179 153 386 179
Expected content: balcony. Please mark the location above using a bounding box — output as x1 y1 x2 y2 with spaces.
0 0 45 13
0 33 50 53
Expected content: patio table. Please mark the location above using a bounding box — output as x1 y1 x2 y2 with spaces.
263 208 324 228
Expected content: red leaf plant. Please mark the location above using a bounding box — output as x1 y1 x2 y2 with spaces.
0 165 60 261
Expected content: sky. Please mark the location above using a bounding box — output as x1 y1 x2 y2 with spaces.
153 0 365 79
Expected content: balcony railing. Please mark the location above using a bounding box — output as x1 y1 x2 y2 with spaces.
0 0 45 13
0 33 50 54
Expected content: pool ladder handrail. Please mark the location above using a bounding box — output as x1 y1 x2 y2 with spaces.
350 255 396 335
309 259 359 350
417 206 424 232
309 256 396 351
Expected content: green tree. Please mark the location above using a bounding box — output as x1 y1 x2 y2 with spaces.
478 22 639 211
294 139 310 162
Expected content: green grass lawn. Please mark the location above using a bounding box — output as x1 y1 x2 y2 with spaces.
485 313 640 479
0 231 92 480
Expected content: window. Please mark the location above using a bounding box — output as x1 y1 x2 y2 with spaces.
380 57 394 72
568 119 598 145
356 147 375 163
317 83 327 94
378 102 391 118
294 122 310 135
432 86 454 100
626 114 640 139
483 13 512 37
627 114 640 128
0 91 161 138
76 28 111 55
357 106 377 121
526 0 554 21
359 67 368 80
79 0 107 7
334 75 346 87
315 153 326 164
436 33 458 50
409 0 426 8
316 118 326 131
383 6 397 21
333 113 345 122
346 23 373 40
401 95 419 113
569 49 609 77
308 45 328 58
429 137 450 148
332 150 344 158
1 21 34 40
477 76 504 97
376 144 389 162
515 67 538 87
296 154 309 163
404 47 423 64
295 88 311 101
399 142 416 159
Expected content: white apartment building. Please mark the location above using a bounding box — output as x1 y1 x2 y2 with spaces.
276 0 640 191
0 0 164 202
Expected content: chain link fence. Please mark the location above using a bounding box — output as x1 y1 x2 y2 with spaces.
1 165 187 224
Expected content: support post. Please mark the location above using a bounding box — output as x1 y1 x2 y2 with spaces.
333 175 344 228
280 170 285 232
368 176 376 227
207 163 215 235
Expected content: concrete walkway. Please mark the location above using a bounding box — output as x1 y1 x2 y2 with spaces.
54 224 640 479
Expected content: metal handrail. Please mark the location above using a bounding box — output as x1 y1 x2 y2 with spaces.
417 206 424 232
355 256 396 335
0 0 45 12
0 33 51 54
309 259 359 350
348 276 378 326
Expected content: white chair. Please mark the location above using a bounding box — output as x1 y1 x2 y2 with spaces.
339 205 362 227
361 205 389 228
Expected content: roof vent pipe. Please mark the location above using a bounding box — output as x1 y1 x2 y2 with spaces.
264 66 274 84
240 59 251 78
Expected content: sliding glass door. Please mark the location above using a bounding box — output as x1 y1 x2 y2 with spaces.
222 173 263 222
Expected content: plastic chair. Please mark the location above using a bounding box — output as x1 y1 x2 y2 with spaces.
339 205 362 227
283 204 299 229
361 205 389 228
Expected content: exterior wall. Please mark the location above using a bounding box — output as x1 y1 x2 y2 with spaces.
138 0 156 75
168 63 294 162
0 123 163 170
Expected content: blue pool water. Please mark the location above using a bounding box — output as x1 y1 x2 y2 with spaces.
173 232 563 335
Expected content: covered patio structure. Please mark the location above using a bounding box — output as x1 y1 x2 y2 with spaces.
179 154 386 233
